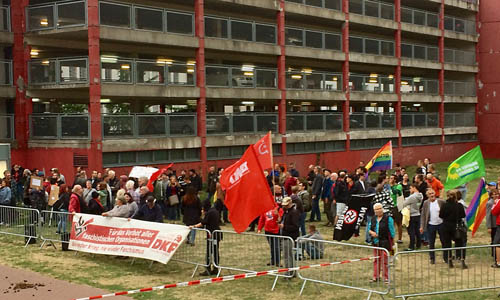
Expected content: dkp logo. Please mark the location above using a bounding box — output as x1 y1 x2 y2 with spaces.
343 209 358 225
229 161 249 185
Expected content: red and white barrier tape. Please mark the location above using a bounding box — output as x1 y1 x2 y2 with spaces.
73 256 377 300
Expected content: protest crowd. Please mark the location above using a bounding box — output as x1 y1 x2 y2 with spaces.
1 153 500 280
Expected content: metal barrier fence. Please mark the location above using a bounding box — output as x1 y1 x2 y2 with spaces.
297 238 391 299
444 15 476 36
287 112 343 132
444 48 476 66
170 228 211 277
39 209 72 249
393 245 500 299
0 205 40 247
212 230 296 289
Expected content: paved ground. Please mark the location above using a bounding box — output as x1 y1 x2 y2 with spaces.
0 264 131 300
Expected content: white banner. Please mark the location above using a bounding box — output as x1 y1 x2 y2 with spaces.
69 214 190 264
128 166 159 179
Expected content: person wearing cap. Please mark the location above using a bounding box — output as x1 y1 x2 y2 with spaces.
487 182 498 192
279 196 300 277
133 196 163 223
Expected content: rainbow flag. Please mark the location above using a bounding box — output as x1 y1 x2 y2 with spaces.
466 178 489 237
365 141 393 173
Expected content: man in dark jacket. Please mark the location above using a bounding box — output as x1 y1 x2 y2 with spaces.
310 166 323 222
351 172 367 195
134 196 163 223
206 166 218 201
191 200 221 276
280 196 300 277
189 169 203 193
334 172 349 225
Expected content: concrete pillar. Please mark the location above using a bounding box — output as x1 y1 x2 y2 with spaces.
394 0 402 148
342 0 350 151
277 0 287 157
438 0 445 144
88 0 103 172
195 0 208 175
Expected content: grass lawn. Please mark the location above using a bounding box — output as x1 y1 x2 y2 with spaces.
0 159 499 300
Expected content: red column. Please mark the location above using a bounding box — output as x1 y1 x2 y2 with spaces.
342 0 350 151
394 0 402 148
12 0 30 166
87 0 103 172
277 0 287 157
438 1 445 143
195 0 208 175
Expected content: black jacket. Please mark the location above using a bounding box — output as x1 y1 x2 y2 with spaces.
334 180 349 203
87 198 104 215
182 198 202 226
439 201 466 228
207 172 217 193
281 204 300 240
291 194 304 213
311 174 324 197
191 175 203 192
54 192 70 211
134 204 163 223
201 207 221 234
370 214 392 250
350 180 366 195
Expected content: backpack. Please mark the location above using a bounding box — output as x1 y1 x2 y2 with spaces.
299 191 312 212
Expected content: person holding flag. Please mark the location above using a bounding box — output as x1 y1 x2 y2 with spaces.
365 141 393 174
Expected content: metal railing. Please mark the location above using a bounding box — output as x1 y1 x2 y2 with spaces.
101 58 195 86
29 114 90 139
349 113 396 129
205 15 276 44
206 113 278 135
401 43 439 62
27 0 87 31
0 205 40 247
205 65 276 88
444 112 476 127
0 60 12 85
401 112 439 128
285 27 342 51
0 115 14 140
0 6 10 32
100 1 194 35
39 210 71 249
401 6 439 28
102 113 197 138
349 0 394 20
400 78 439 95
444 81 476 97
349 74 395 93
286 112 343 132
285 0 342 10
350 36 394 56
286 71 342 91
444 15 476 35
28 57 89 85
444 48 476 66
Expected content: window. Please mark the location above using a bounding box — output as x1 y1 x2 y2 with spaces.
167 12 193 35
325 33 341 50
381 41 394 56
401 8 412 23
349 37 363 53
365 39 379 55
287 141 345 154
135 7 163 31
231 20 253 41
205 17 228 38
401 44 412 58
413 45 426 60
103 148 201 167
445 134 477 144
402 135 441 147
100 2 131 28
349 0 363 14
305 31 323 48
351 138 398 150
256 24 276 44
286 28 303 46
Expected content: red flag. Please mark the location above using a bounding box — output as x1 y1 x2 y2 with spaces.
146 163 173 192
252 132 273 170
220 146 275 233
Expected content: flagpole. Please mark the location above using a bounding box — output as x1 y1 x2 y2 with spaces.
270 131 276 200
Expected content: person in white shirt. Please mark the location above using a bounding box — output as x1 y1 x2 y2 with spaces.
420 189 445 264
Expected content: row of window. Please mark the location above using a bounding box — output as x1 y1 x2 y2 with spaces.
445 134 478 143
207 145 282 160
103 148 200 167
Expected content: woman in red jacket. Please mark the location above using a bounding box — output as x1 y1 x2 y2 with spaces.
258 204 283 267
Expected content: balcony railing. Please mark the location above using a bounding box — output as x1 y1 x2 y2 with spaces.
285 0 342 10
0 6 10 32
400 78 439 95
401 43 439 62
100 1 194 35
286 71 342 91
401 112 439 128
350 113 396 130
350 74 395 93
287 112 343 132
206 113 278 135
444 49 476 66
401 6 439 28
28 57 88 85
0 60 12 85
350 36 394 56
444 16 476 35
205 16 276 44
285 27 341 51
206 65 276 88
444 81 476 97
27 0 86 31
29 114 90 139
0 115 14 140
102 113 197 138
349 0 394 20
444 112 475 127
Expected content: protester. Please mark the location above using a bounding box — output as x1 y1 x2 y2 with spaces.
389 174 403 244
373 184 394 217
102 196 129 218
440 190 467 269
456 190 468 266
291 185 306 236
403 184 423 251
87 191 105 215
491 190 500 268
133 196 163 223
486 189 499 261
125 192 138 218
321 170 334 227
279 196 300 277
334 172 349 225
401 173 411 198
298 224 324 259
69 185 87 214
289 162 299 178
257 204 282 267
369 203 394 283
166 175 181 221
0 178 12 225
310 166 323 222
426 173 444 198
97 182 109 209
191 200 221 276
206 166 218 202
182 187 202 245
126 180 140 204
82 180 96 205
189 169 202 193
420 189 445 264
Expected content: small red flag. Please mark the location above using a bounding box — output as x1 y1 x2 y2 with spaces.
252 132 273 170
220 146 275 233
146 163 173 192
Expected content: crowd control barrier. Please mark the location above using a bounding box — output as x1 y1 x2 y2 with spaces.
393 245 500 299
296 237 391 299
39 209 72 249
212 230 296 290
170 227 212 277
0 205 40 247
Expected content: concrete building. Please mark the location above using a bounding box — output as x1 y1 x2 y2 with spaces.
0 0 493 182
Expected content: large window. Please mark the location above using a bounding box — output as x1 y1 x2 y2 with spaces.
103 148 201 167
205 16 276 44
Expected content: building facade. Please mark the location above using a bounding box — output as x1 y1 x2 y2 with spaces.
0 0 488 182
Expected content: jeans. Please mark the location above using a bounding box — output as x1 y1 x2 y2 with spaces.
57 209 68 234
299 212 306 236
303 242 323 259
407 216 421 249
310 197 321 222
427 224 443 260
188 229 197 245
265 232 281 266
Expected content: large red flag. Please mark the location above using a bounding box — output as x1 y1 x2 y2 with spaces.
220 146 275 233
252 132 273 170
146 163 173 192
